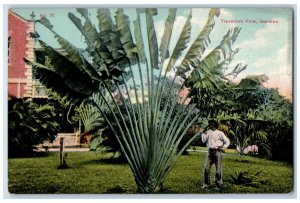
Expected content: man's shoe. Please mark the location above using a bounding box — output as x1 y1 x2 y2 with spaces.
201 184 209 189
214 185 222 190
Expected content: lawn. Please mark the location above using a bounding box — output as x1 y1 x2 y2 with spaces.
8 150 293 194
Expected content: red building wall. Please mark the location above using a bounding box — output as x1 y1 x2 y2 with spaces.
8 12 28 78
8 11 35 98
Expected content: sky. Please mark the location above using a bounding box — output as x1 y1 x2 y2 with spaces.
12 7 293 100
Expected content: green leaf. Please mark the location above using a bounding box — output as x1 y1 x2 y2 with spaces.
166 11 192 72
37 40 98 95
134 13 146 63
179 8 220 75
25 58 87 104
185 27 242 91
159 8 177 64
97 8 116 32
115 9 138 62
78 103 104 132
146 8 159 69
38 16 53 30
37 24 103 82
68 11 104 67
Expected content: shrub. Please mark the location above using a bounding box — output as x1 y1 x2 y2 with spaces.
230 170 263 187
8 98 60 157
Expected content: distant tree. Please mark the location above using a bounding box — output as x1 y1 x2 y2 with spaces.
249 89 293 162
215 84 293 161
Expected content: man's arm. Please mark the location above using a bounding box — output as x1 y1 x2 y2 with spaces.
201 131 208 143
221 132 230 149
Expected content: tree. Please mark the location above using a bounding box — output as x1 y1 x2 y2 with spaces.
248 89 293 162
213 75 293 160
25 8 242 193
8 98 60 157
183 26 246 118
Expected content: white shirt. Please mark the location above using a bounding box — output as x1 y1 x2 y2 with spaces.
201 129 230 149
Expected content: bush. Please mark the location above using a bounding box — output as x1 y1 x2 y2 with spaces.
8 98 60 157
230 170 263 187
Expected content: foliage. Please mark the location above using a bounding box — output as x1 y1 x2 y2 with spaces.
230 170 263 187
183 26 246 118
79 99 124 159
216 111 270 157
248 89 293 162
213 82 293 162
8 98 60 157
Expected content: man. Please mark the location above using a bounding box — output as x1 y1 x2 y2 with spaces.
201 119 230 189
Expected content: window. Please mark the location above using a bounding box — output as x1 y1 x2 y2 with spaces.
8 36 11 64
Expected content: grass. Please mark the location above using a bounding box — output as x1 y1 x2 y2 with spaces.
8 151 293 194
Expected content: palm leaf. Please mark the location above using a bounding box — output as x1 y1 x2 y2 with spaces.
69 11 101 50
145 8 159 69
97 8 128 67
38 40 99 95
38 16 53 30
37 18 103 82
68 12 106 72
115 9 138 63
78 103 104 132
24 58 87 104
97 8 116 32
179 8 220 75
77 8 125 75
185 27 241 89
159 8 177 64
134 11 146 63
165 11 192 72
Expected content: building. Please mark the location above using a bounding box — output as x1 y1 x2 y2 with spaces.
7 10 79 148
8 10 46 98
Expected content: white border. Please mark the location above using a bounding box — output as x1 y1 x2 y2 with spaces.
1 0 299 202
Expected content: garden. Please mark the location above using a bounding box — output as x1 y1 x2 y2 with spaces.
8 8 293 194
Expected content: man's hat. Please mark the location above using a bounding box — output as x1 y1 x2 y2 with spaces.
208 119 219 127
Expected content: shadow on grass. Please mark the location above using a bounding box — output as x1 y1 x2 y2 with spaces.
8 151 51 159
235 158 251 163
105 185 127 194
104 185 175 194
81 157 128 166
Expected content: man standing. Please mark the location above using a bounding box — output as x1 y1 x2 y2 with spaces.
201 119 230 189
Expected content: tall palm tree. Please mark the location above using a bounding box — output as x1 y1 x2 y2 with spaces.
25 8 242 193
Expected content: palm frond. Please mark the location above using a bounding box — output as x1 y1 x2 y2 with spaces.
179 8 220 75
134 15 146 63
159 8 177 64
25 59 86 104
37 40 99 95
185 27 241 90
165 11 192 72
115 9 138 63
145 8 159 69
77 103 104 132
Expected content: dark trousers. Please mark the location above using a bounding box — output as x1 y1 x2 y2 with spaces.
204 149 222 187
